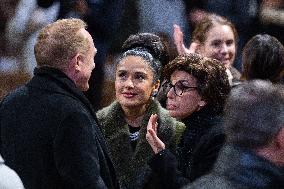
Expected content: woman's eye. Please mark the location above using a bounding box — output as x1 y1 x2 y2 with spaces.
135 74 146 80
226 40 234 46
176 84 187 91
134 72 147 81
117 72 127 80
212 41 221 47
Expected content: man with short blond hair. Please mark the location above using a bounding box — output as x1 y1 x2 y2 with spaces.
35 19 88 70
0 18 119 189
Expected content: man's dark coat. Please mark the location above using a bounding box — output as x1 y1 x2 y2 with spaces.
0 67 119 189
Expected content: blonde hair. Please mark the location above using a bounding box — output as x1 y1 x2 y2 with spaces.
34 18 89 70
192 14 238 45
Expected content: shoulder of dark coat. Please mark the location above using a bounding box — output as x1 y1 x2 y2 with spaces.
0 81 92 120
183 173 234 189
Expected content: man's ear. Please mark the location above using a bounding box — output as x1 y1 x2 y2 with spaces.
64 53 82 81
72 53 82 73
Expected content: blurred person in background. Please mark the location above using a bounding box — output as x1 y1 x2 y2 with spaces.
173 14 241 86
182 0 263 70
241 34 284 83
0 0 59 100
0 0 19 57
260 0 284 44
0 0 27 99
6 0 59 75
138 0 188 44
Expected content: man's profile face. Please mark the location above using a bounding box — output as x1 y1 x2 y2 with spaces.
76 29 96 91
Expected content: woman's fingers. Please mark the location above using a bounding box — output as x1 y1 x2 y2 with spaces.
147 128 165 154
147 114 158 132
146 114 165 153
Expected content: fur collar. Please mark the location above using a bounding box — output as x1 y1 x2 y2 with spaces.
97 100 179 188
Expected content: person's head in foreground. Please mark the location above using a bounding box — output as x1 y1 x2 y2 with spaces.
184 80 284 189
225 80 284 166
34 18 97 91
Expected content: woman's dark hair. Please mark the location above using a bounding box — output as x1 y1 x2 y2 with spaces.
164 53 230 113
117 33 168 82
242 34 284 83
118 47 162 82
122 33 169 66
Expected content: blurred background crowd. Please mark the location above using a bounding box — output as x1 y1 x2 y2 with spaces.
0 0 283 110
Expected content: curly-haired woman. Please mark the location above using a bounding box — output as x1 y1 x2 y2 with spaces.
147 53 230 189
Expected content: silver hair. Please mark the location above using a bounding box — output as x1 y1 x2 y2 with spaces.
224 80 284 149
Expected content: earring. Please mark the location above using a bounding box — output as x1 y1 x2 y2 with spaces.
75 66 80 73
152 90 158 97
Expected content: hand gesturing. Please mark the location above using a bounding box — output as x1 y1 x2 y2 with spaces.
146 114 165 154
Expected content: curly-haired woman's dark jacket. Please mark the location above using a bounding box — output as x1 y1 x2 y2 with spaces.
96 100 185 189
149 106 225 189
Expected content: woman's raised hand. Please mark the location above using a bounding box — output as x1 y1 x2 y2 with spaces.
173 24 198 55
146 114 165 154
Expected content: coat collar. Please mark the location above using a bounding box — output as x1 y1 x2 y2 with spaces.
97 100 177 188
30 67 96 117
28 67 109 153
182 106 220 130
180 106 222 148
214 145 284 188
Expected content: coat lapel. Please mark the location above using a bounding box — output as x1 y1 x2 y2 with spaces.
97 100 177 188
29 67 111 155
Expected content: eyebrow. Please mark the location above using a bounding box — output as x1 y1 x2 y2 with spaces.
117 69 148 74
174 80 190 84
175 80 196 87
226 39 234 42
211 39 222 43
134 71 147 75
117 70 125 72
